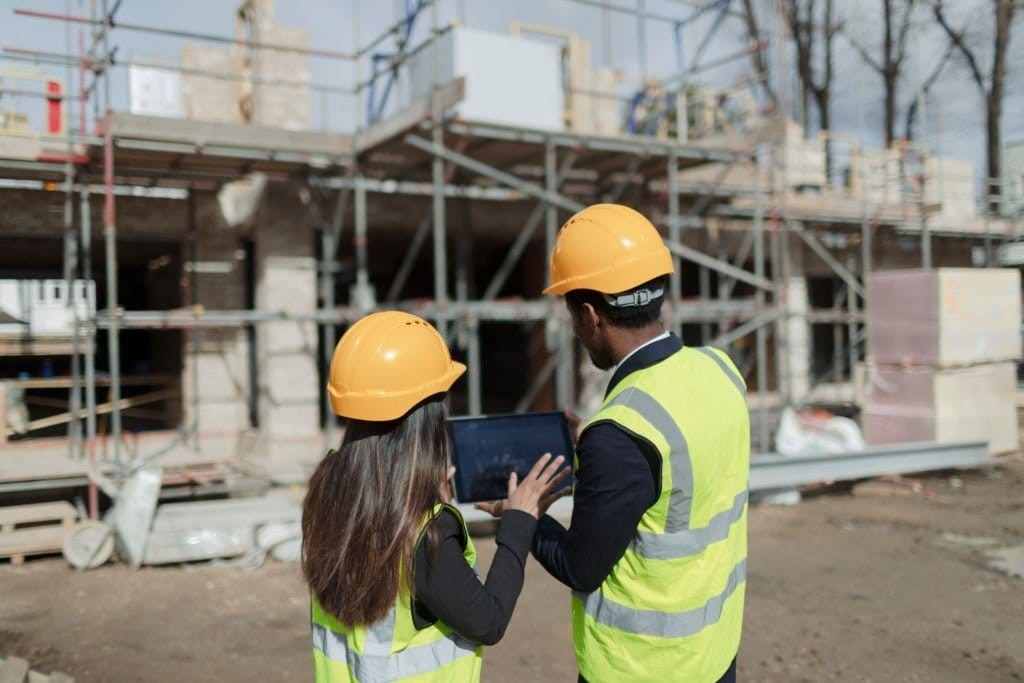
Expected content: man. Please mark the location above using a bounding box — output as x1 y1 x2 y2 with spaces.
535 203 750 682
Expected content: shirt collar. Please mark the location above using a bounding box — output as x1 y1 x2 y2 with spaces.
605 332 683 397
613 331 670 373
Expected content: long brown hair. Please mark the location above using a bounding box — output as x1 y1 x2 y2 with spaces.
301 395 449 626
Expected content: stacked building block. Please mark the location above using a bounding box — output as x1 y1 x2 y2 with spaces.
863 268 1022 454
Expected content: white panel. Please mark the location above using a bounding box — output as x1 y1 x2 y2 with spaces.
453 28 563 130
407 27 563 131
936 269 1022 367
934 362 1018 454
129 65 185 118
863 362 1019 453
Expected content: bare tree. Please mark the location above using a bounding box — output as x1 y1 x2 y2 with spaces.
904 40 958 141
848 0 914 145
784 0 843 135
932 0 1018 206
739 0 779 112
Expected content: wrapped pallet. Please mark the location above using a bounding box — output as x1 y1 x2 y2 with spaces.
868 268 1021 367
861 362 1019 454
864 268 1022 454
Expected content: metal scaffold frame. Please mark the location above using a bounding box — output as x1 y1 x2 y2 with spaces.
0 0 1020 502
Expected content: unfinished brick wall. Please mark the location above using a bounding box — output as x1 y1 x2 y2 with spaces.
181 192 251 436
252 183 320 444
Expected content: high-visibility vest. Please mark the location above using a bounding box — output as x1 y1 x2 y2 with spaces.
311 504 483 682
573 345 750 682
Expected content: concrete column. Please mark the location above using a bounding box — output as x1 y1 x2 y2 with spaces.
181 196 249 440
254 187 320 450
784 276 811 402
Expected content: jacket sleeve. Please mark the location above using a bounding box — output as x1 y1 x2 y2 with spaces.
531 422 659 592
413 508 537 645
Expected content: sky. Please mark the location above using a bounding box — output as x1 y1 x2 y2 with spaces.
0 0 1021 186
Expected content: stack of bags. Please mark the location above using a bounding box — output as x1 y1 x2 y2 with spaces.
862 268 1021 454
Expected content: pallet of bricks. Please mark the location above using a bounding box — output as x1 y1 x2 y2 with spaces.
862 268 1022 453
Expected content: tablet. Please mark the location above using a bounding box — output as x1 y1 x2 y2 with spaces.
448 412 574 503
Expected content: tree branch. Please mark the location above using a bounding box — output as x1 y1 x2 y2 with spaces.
895 0 914 67
740 0 778 107
904 37 957 138
931 1 986 89
846 35 884 73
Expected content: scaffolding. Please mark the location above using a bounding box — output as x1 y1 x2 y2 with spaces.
0 0 1020 510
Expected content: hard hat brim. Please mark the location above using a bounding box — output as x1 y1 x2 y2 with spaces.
329 361 466 422
544 246 675 296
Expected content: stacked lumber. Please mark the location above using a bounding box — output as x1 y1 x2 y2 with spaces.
0 502 77 565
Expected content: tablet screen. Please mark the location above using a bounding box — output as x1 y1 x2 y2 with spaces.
448 412 574 503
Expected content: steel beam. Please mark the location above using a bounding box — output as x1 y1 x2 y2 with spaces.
787 219 866 298
711 308 783 348
386 212 432 303
482 152 577 301
456 442 992 520
405 134 583 213
750 441 992 491
665 241 774 292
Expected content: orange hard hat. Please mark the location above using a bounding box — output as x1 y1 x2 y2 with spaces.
327 311 465 421
543 203 674 296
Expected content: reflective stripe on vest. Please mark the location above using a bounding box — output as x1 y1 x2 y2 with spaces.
694 346 746 398
312 607 478 683
604 387 695 532
574 557 746 638
633 489 748 560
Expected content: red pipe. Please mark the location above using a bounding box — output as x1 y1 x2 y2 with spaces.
79 25 88 135
36 151 90 162
103 111 114 230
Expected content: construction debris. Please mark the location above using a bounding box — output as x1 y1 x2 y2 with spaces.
851 476 924 498
61 520 115 570
985 544 1024 579
141 496 300 565
0 655 73 683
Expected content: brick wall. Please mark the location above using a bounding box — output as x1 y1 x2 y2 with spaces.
252 183 320 442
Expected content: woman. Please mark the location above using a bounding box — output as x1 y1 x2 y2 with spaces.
302 311 569 682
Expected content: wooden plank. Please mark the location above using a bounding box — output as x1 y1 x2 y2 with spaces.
0 656 29 683
8 387 180 436
11 374 179 390
110 112 353 158
0 338 75 356
0 381 6 445
0 526 68 560
0 502 76 527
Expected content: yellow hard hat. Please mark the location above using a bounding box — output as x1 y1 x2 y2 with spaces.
327 311 466 421
543 203 675 296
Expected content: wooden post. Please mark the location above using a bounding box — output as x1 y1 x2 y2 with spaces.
0 382 7 444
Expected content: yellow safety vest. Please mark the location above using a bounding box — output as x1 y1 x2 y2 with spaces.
311 504 483 682
573 345 750 682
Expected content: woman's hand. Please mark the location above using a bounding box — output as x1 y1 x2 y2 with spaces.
475 453 571 519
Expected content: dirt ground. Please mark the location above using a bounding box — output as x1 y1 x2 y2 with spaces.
2 458 1022 682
